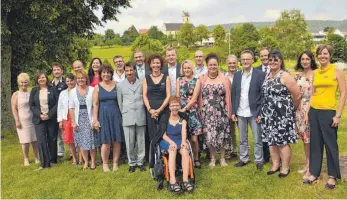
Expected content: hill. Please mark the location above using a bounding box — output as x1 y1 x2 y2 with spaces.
207 19 347 32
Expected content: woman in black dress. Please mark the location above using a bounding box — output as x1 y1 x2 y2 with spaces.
143 54 171 167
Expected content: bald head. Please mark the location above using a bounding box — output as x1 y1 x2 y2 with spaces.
72 60 84 73
194 50 205 67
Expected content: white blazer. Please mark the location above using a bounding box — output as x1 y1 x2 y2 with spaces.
69 86 94 126
57 89 70 122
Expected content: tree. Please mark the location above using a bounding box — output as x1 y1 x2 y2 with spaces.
212 25 226 47
194 25 209 46
176 47 190 63
228 23 260 56
91 34 105 47
131 35 164 58
259 35 279 51
177 23 195 48
122 25 140 45
326 33 347 62
105 29 116 40
1 0 131 130
148 26 165 40
272 9 313 59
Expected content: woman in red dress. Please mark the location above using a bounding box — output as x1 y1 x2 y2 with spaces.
88 57 102 87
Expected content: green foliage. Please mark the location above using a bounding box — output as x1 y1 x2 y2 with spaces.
122 25 140 46
212 25 226 47
102 59 112 66
105 29 116 40
147 26 167 45
131 35 164 59
326 33 347 62
194 25 210 46
90 46 132 64
177 23 195 48
176 46 191 63
91 34 105 47
273 9 313 59
229 23 260 56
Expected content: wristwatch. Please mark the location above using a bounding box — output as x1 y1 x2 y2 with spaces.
335 114 341 118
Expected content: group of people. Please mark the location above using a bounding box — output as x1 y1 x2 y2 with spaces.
11 44 346 192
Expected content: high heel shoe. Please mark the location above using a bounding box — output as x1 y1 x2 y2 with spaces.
279 169 290 178
209 158 216 168
267 167 280 175
325 176 337 190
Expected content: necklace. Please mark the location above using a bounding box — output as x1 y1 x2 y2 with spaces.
208 72 218 79
152 73 161 78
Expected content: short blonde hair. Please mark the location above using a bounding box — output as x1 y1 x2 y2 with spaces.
76 71 90 85
180 60 195 76
17 73 30 86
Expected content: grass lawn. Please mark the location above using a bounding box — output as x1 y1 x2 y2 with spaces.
90 46 132 64
2 114 347 198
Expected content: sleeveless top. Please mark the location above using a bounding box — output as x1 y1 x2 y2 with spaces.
311 64 338 110
146 74 168 110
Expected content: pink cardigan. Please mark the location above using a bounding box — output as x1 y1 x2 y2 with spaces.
199 72 232 119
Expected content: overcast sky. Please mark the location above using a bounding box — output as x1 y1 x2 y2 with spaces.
94 0 347 34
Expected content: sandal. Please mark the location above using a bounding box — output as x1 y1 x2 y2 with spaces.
168 182 182 193
181 181 195 193
303 176 319 184
325 176 337 190
194 160 201 169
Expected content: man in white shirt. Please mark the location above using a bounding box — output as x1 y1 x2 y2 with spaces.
194 50 207 78
162 47 181 96
113 55 126 83
232 50 265 170
133 50 149 81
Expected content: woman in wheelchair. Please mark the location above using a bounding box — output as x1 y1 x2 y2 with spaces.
159 97 194 193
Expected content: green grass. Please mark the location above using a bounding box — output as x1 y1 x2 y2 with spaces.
90 45 132 64
2 113 347 198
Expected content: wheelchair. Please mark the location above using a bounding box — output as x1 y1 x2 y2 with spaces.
149 140 196 190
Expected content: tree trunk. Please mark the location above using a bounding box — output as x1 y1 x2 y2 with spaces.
1 43 14 131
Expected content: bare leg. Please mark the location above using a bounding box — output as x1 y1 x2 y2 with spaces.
101 144 110 170
208 145 216 167
81 149 89 169
31 141 39 162
180 148 190 182
303 143 311 176
78 148 83 163
69 143 77 164
190 136 200 165
90 149 96 168
168 150 177 184
269 146 280 171
112 142 121 170
279 145 291 173
22 143 30 166
220 147 228 166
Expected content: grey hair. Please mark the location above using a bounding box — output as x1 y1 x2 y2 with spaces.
226 55 238 62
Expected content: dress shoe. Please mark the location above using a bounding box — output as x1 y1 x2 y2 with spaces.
267 167 280 175
129 166 136 173
256 163 263 170
137 165 146 172
234 161 249 168
279 169 290 178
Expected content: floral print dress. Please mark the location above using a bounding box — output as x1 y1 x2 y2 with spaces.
294 73 313 143
178 77 202 136
260 71 297 146
201 84 231 149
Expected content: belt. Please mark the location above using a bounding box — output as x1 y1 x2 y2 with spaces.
79 105 87 109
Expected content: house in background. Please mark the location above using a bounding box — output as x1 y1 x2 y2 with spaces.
312 28 347 42
138 29 149 35
162 11 195 38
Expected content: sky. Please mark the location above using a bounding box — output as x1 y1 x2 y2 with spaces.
94 0 347 34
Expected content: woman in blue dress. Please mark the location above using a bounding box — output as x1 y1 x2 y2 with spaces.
93 65 124 172
159 97 194 193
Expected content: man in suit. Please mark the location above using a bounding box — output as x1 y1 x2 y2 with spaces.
255 47 270 74
133 50 150 81
117 62 146 172
162 47 181 96
255 47 271 163
51 63 67 159
232 50 265 170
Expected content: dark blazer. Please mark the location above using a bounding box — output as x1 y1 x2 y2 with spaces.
134 64 150 79
52 78 67 97
161 63 181 79
29 86 59 125
232 68 265 117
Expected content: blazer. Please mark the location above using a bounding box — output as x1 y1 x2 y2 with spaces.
29 86 59 125
57 89 70 122
69 86 94 126
117 78 146 126
231 68 265 117
254 64 263 71
162 63 181 79
134 64 150 79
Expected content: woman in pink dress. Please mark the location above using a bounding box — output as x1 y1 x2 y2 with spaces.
57 73 78 165
88 57 102 87
11 73 39 166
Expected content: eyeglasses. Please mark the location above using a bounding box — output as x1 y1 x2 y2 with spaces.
241 59 252 62
269 58 281 62
228 62 237 65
